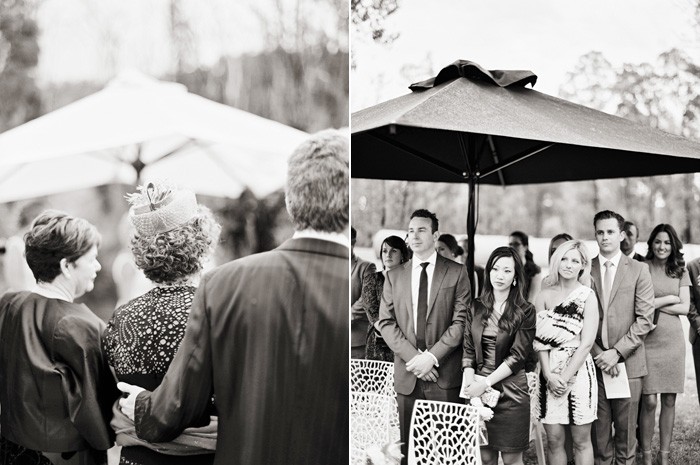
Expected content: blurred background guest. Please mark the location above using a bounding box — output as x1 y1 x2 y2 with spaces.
509 230 542 304
462 246 535 465
436 233 460 262
458 236 485 296
362 235 409 361
352 226 376 359
622 221 645 262
0 210 119 465
639 224 689 465
548 233 574 264
104 183 221 465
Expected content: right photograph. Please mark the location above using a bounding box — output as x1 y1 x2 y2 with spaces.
349 2 700 465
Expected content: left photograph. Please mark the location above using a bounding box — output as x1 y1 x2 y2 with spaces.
0 1 349 464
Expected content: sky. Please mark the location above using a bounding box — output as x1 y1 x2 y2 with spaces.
351 0 700 111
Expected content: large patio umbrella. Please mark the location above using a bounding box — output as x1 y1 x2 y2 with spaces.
0 71 308 201
352 60 700 287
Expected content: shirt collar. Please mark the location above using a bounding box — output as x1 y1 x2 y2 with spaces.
601 250 622 267
293 229 349 248
413 251 437 269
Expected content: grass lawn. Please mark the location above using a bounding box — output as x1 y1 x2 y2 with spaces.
525 318 700 465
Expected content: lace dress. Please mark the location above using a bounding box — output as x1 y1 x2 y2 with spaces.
534 286 597 425
103 286 214 465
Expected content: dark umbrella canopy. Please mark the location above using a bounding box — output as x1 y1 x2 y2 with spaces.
352 60 700 287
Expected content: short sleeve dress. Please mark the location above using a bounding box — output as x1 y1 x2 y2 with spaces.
642 263 690 394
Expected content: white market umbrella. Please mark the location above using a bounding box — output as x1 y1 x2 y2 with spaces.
0 71 308 201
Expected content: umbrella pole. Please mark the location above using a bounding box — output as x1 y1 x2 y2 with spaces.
466 174 476 294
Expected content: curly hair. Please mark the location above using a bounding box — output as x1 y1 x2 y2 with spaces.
131 206 221 284
24 210 101 283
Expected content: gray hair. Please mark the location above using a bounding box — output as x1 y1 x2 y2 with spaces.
285 129 348 233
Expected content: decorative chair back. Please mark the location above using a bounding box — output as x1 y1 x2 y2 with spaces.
408 400 481 465
351 392 396 465
350 359 394 396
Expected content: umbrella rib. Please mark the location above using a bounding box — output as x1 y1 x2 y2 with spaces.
479 142 556 180
370 132 464 178
486 135 506 187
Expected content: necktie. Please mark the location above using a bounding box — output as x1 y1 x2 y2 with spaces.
602 260 614 347
416 262 429 351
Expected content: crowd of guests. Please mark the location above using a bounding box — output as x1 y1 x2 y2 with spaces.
0 130 350 465
352 209 698 465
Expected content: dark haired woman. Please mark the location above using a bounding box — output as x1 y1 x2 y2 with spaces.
509 231 542 304
103 183 221 465
639 224 689 465
363 235 410 361
0 210 119 465
462 246 536 465
436 233 460 262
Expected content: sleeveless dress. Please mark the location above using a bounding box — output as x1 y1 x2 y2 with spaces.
534 286 597 425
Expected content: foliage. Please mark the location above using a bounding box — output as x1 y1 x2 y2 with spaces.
0 0 41 132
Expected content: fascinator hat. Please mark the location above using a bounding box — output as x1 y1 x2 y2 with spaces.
126 181 198 237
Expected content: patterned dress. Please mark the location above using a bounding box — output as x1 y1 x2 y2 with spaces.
103 286 214 465
534 286 597 425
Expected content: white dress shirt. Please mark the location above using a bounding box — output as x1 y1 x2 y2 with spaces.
598 250 622 287
410 252 440 366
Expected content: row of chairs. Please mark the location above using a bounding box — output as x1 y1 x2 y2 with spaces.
350 360 482 465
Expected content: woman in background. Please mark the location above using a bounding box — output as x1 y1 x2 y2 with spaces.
363 235 410 361
462 246 536 465
103 183 221 465
639 224 689 465
0 211 118 465
509 231 542 304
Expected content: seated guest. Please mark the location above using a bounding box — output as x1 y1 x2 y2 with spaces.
509 231 542 304
362 235 410 361
639 224 689 465
462 246 536 465
103 182 221 465
535 240 598 465
0 211 119 465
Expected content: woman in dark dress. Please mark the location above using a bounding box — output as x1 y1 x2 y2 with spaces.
462 246 536 465
103 183 221 465
362 235 410 361
0 210 119 465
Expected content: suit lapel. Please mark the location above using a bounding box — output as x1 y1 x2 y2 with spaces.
427 255 448 319
609 254 630 304
591 257 604 320
400 261 415 342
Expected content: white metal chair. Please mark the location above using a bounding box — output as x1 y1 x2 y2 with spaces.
350 359 394 396
408 400 481 465
351 392 397 465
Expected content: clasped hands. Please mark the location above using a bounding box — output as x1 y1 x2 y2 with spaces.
545 372 572 397
594 349 621 377
406 351 438 382
462 377 489 398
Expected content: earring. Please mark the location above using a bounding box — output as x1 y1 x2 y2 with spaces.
512 279 517 287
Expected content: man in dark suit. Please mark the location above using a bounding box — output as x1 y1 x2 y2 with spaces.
352 226 376 359
685 257 700 408
379 209 470 464
589 210 654 465
118 130 349 465
621 221 645 262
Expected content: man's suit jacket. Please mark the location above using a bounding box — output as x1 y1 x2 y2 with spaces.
378 254 470 395
632 252 646 262
133 238 349 465
590 254 654 379
351 255 376 347
685 257 700 344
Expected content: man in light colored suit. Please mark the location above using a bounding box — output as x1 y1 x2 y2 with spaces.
589 210 654 465
685 257 700 407
352 226 376 359
378 209 470 464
